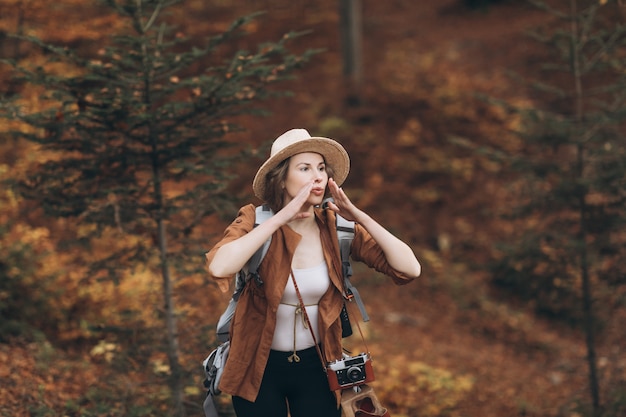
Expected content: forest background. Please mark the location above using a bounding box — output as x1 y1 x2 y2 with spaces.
0 1 625 417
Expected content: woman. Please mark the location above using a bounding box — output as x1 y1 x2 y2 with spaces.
206 128 421 417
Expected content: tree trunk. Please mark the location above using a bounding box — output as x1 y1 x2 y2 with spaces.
140 9 185 413
580 212 601 416
339 0 363 100
151 129 185 416
157 214 186 417
570 0 601 414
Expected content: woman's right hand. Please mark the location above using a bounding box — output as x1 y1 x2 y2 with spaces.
276 181 315 224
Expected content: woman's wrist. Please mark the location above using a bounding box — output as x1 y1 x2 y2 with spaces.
352 209 369 225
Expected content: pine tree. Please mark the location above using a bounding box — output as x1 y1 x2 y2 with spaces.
0 1 317 415
487 1 626 415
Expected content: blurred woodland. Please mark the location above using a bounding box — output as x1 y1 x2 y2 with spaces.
0 0 625 417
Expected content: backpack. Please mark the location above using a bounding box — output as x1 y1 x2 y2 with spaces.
202 203 368 417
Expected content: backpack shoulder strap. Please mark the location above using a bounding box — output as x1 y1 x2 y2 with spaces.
247 205 273 278
233 204 273 294
336 214 355 280
335 213 370 322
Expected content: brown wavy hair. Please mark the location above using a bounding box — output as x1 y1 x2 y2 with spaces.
262 156 335 213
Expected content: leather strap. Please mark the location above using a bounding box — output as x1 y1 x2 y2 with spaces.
290 270 327 371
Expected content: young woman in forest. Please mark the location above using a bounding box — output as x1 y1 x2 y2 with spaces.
205 128 421 417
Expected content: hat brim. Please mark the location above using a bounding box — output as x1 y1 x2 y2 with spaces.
252 137 350 201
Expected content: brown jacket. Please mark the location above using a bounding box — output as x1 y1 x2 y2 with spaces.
205 204 414 402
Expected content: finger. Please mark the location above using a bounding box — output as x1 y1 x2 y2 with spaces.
329 180 341 198
295 212 311 220
332 187 346 204
296 182 314 200
328 178 338 192
327 201 337 210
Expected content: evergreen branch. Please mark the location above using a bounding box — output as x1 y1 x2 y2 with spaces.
143 0 164 33
527 0 570 20
583 23 626 73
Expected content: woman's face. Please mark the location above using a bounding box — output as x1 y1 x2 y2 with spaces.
283 152 328 207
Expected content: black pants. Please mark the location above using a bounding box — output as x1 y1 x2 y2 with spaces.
232 346 340 417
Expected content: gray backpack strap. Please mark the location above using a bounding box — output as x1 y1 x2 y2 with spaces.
336 214 370 322
202 394 219 417
246 205 273 285
233 205 273 294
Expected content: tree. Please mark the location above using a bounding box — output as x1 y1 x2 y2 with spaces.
477 0 626 415
0 0 317 415
339 0 363 99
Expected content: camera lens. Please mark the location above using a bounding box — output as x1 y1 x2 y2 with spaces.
347 366 364 382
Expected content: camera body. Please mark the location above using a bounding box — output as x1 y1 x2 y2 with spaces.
326 352 375 391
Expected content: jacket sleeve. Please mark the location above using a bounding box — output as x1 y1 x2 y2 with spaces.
204 204 256 293
350 222 415 285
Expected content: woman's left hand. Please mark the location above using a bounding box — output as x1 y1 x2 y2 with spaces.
326 178 362 222
328 179 421 279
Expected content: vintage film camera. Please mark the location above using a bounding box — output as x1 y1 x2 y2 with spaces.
327 352 375 391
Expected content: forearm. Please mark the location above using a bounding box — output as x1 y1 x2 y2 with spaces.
208 215 284 278
209 182 322 278
355 211 421 278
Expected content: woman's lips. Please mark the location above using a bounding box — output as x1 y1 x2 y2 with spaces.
311 187 324 196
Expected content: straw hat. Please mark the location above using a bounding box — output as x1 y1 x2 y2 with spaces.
252 129 350 200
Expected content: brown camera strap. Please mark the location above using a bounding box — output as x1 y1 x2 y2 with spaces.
289 270 326 370
289 269 370 370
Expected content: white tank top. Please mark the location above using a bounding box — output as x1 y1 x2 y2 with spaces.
270 262 330 352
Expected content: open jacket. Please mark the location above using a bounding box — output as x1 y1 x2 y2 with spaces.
205 204 414 402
